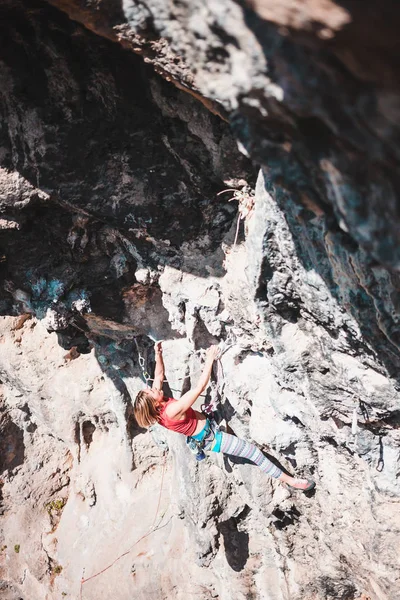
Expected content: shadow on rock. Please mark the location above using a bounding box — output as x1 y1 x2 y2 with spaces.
218 515 249 572
234 9 400 379
272 505 301 530
0 414 25 472
0 0 250 411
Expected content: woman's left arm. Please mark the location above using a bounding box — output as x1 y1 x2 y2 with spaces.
166 345 219 419
152 341 165 390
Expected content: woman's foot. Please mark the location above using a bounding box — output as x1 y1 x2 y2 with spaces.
279 473 316 491
289 478 316 492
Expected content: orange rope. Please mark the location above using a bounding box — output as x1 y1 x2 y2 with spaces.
79 453 168 599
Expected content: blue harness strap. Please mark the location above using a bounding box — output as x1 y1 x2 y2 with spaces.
191 419 211 441
211 429 222 452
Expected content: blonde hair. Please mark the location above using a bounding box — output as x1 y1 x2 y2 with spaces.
133 390 161 428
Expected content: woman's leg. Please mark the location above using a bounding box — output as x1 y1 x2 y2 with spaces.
218 432 282 478
214 432 315 490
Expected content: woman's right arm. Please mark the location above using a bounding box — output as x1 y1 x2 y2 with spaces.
166 345 219 419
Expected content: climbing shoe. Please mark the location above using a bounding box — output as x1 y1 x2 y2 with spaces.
288 478 316 492
186 437 206 461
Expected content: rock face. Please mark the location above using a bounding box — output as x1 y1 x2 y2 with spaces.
1 1 400 600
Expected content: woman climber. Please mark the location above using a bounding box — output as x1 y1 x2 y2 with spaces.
133 342 315 491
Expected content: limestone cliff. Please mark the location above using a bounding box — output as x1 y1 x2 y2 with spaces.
0 2 399 600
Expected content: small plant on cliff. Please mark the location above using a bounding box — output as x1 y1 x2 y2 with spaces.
45 498 67 533
49 563 63 587
217 185 255 247
52 564 63 575
45 498 66 515
14 544 20 553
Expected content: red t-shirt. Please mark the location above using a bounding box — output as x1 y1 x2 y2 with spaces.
158 398 197 436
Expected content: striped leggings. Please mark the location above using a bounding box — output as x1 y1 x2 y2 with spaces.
206 431 282 479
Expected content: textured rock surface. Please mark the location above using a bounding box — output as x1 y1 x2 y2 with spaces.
1 1 400 600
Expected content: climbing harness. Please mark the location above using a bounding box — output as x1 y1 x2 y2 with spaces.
186 418 219 462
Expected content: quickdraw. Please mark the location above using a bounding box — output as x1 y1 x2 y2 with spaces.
134 337 152 385
376 436 385 472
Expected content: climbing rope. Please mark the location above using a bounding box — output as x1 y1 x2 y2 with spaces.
79 453 168 599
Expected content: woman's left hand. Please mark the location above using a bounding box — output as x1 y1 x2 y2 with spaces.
206 344 219 361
